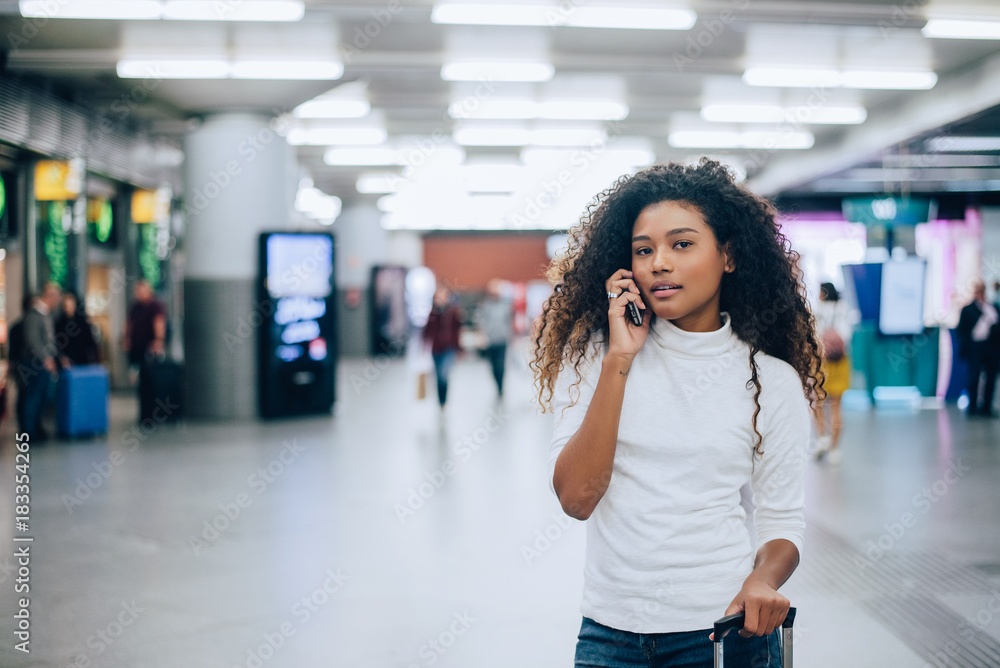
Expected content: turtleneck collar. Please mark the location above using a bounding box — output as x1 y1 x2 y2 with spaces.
648 311 738 357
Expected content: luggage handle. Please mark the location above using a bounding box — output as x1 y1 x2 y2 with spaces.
713 607 795 668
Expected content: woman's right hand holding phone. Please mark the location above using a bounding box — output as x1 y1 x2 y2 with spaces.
605 269 650 360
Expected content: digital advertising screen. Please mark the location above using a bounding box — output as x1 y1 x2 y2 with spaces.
879 258 926 335
258 232 336 418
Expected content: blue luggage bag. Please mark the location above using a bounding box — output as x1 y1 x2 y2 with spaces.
58 365 109 437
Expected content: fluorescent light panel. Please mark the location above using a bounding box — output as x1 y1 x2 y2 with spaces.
20 0 304 20
162 0 304 21
117 58 342 80
922 19 1000 40
295 99 371 119
324 148 405 166
454 126 606 146
287 127 387 146
743 67 937 90
668 130 814 149
926 136 1000 152
356 174 400 194
117 59 231 79
431 4 696 30
231 60 343 80
21 0 162 19
448 98 628 120
441 61 554 82
701 104 867 124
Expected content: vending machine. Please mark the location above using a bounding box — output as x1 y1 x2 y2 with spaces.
258 231 336 418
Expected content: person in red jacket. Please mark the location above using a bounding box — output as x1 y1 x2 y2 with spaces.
422 285 463 407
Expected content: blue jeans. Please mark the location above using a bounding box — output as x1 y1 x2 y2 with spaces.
575 617 781 668
432 350 457 406
19 370 51 439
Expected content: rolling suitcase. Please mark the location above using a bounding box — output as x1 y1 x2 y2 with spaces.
713 607 795 668
144 354 183 423
57 364 109 437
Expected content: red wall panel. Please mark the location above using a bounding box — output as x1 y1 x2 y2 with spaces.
423 234 551 290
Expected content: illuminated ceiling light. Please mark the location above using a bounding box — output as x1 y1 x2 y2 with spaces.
295 187 342 222
528 127 606 147
356 173 401 194
117 58 231 79
701 104 785 123
743 67 842 88
539 100 629 121
840 70 937 90
21 0 162 19
453 126 532 146
448 99 539 120
744 67 937 90
701 104 867 124
460 164 527 192
287 127 388 146
739 131 814 149
520 146 655 165
376 195 399 212
432 3 551 26
295 99 370 119
563 7 696 30
231 60 343 80
162 0 304 21
922 19 1000 40
668 130 814 149
431 3 696 30
926 136 1000 152
441 61 554 82
324 147 405 166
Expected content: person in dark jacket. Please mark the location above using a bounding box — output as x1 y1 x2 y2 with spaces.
19 283 62 440
422 285 463 408
124 280 167 423
55 292 100 366
956 279 999 417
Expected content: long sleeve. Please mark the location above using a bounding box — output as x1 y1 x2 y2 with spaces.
750 363 809 556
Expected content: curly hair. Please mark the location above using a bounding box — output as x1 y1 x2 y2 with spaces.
530 159 825 456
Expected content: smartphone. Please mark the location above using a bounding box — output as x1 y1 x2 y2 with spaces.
625 301 643 326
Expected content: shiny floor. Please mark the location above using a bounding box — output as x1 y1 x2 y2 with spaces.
1 345 999 668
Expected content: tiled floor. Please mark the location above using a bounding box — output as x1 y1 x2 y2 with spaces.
1 345 998 667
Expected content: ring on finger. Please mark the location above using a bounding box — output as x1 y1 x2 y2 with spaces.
607 291 618 299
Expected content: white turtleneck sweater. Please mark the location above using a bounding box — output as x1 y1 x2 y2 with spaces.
548 312 808 633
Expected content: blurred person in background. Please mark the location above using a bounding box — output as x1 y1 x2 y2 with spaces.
422 284 462 408
957 279 999 418
813 282 851 463
4 294 34 432
476 278 514 398
20 283 62 440
55 292 100 366
124 279 167 423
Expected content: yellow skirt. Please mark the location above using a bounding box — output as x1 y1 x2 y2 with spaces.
822 355 851 398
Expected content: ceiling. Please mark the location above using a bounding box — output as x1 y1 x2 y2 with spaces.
1 0 1000 228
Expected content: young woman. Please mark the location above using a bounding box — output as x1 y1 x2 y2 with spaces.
531 160 824 666
813 282 852 463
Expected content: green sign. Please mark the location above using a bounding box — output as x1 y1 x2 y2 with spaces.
94 200 113 243
139 222 161 288
842 196 936 226
0 173 6 219
43 202 69 287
